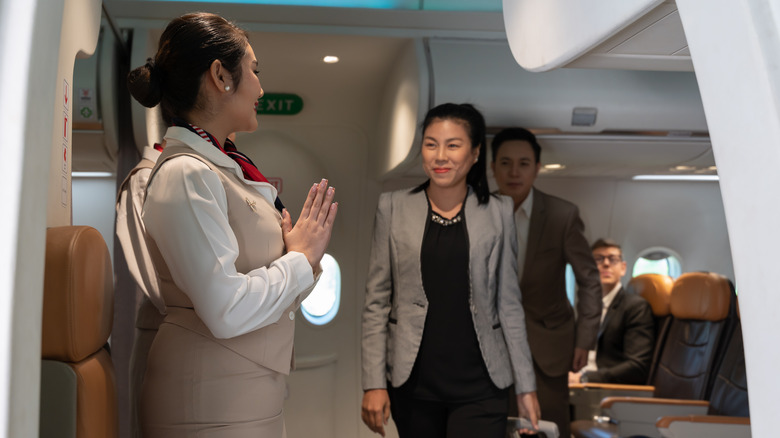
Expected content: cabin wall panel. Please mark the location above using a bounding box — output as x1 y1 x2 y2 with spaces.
535 178 734 281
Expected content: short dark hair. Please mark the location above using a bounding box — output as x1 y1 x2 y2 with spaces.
413 103 491 204
592 238 622 254
127 12 249 125
490 127 541 163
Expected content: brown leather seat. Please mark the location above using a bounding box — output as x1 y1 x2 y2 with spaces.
572 271 736 438
40 226 118 438
655 301 750 437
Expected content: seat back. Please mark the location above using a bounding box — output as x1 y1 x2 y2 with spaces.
626 274 674 384
707 301 749 417
40 226 118 438
652 272 735 400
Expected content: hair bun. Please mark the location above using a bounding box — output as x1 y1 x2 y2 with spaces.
127 57 164 108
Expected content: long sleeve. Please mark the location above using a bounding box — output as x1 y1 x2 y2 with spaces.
496 196 536 394
142 156 314 339
116 167 165 312
361 193 393 391
564 205 602 350
587 298 655 384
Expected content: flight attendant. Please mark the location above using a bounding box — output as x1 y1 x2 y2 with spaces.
361 103 539 437
127 12 337 437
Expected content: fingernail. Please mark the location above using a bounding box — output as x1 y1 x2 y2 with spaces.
320 178 328 187
327 187 334 195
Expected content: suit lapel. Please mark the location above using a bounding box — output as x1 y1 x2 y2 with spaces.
523 188 546 284
400 188 429 262
463 188 481 268
599 287 624 338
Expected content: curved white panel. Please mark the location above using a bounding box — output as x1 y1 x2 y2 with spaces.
373 39 428 178
503 0 664 71
677 0 780 436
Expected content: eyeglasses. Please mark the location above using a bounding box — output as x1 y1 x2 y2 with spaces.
594 255 622 264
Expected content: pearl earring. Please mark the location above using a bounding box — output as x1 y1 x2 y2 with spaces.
224 85 230 91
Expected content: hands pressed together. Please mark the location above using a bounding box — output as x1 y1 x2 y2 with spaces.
281 179 338 272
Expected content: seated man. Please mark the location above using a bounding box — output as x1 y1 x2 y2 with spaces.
570 238 655 384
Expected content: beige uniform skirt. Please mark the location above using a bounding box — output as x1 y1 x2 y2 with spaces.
140 322 287 438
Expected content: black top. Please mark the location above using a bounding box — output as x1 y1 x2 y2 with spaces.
396 196 502 402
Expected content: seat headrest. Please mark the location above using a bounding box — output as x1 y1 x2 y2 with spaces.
628 274 674 317
42 226 113 362
669 272 732 321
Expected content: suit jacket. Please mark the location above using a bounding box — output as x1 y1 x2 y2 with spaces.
520 189 601 377
584 287 655 384
362 187 536 394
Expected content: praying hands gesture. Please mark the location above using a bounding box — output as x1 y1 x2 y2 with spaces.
281 178 338 272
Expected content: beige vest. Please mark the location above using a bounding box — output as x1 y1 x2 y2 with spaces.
146 146 297 375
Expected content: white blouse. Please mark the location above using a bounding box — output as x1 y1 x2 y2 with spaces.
142 127 315 339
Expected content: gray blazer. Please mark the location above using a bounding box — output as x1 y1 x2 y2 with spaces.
361 187 536 394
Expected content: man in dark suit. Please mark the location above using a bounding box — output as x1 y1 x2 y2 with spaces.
491 128 601 438
569 239 655 385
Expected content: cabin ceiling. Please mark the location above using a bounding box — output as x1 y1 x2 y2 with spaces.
90 1 713 180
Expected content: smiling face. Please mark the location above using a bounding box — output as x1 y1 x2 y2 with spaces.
421 118 480 191
490 140 541 209
225 43 264 133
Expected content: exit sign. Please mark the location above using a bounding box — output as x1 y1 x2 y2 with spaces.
256 93 303 115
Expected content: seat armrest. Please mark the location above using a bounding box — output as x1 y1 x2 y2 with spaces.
599 397 710 438
656 415 750 438
569 384 655 421
570 383 655 392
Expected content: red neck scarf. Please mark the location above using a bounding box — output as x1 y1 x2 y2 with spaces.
173 119 284 211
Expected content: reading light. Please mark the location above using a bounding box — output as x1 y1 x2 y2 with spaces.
323 55 339 64
544 164 565 170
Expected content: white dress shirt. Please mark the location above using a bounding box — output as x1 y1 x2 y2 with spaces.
142 127 315 339
582 282 622 373
116 145 165 312
514 188 534 280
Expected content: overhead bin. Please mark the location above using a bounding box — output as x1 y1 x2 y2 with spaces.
428 38 706 134
376 36 708 178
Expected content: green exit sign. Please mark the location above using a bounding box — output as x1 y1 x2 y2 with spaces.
256 93 303 115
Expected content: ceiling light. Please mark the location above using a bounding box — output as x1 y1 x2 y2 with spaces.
672 165 696 171
708 166 717 171
323 55 339 64
72 172 114 178
633 175 719 181
544 163 565 170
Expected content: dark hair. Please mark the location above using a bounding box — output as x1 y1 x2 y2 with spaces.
127 12 249 125
592 238 622 254
412 103 491 204
491 127 542 164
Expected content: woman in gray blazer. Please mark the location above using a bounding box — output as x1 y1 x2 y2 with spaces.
361 103 539 437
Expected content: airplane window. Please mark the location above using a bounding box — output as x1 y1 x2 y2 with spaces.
301 253 341 326
565 263 576 306
632 247 683 279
